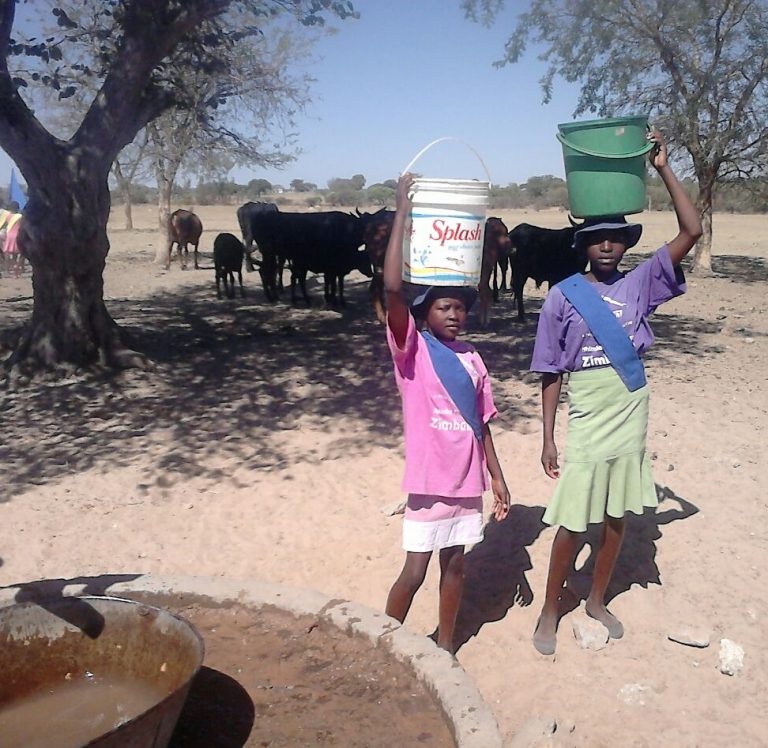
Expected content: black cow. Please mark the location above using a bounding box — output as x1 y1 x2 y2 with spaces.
508 221 586 321
249 210 374 306
213 232 245 299
236 201 279 272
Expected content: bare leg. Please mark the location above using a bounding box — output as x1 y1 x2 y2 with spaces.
533 526 581 655
386 551 431 624
585 515 626 638
437 545 465 653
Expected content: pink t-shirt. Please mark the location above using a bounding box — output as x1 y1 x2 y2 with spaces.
387 313 498 497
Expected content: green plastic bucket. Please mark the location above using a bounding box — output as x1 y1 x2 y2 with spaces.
557 116 653 218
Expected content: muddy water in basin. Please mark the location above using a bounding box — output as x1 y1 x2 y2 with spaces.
0 675 166 748
0 596 204 748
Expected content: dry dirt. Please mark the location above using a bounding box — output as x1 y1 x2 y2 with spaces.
0 204 767 747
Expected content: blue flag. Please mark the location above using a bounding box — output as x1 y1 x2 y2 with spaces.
556 273 647 392
9 169 27 210
420 330 483 441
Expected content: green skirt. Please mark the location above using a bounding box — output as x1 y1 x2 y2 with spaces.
543 366 657 532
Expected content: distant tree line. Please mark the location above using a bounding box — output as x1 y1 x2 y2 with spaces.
108 173 768 213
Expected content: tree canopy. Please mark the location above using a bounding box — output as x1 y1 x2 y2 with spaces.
464 0 768 271
0 0 356 373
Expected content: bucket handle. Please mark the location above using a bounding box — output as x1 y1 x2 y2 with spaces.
402 137 493 187
556 132 654 160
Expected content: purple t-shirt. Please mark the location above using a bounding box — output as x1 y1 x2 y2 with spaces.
530 245 686 374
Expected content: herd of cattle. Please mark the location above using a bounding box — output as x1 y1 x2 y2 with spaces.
167 203 588 324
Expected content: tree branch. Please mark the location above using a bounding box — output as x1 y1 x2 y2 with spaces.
74 0 231 161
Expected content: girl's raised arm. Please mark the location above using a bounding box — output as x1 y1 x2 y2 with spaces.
648 130 703 266
384 173 415 348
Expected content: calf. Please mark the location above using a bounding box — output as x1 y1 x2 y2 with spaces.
478 217 512 328
213 233 245 299
508 221 586 321
167 209 203 270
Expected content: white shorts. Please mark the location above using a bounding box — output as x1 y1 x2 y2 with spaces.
402 494 484 552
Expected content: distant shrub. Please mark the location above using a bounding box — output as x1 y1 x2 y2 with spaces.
366 184 395 206
326 189 360 206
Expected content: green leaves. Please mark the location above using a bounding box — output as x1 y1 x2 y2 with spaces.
52 7 78 29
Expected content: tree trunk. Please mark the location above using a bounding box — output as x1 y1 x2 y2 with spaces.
691 176 714 275
155 178 172 266
113 160 134 230
123 191 134 230
154 170 173 266
7 162 148 374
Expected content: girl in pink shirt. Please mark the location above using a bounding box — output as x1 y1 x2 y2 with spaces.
383 172 510 653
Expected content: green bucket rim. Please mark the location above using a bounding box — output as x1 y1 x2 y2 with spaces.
557 115 649 134
557 115 653 159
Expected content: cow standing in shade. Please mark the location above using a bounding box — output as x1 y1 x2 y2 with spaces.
213 232 245 299
477 217 512 328
361 208 395 323
236 201 279 273
167 209 203 270
247 210 374 306
508 221 586 321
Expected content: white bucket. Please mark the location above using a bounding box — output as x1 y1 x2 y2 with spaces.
401 138 491 287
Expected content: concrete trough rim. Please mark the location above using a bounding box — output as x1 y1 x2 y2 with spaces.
0 574 503 748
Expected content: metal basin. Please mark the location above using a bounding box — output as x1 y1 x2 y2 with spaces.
0 596 204 748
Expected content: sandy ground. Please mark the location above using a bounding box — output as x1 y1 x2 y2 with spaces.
1 204 766 747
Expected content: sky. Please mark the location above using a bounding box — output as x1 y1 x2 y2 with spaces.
0 0 584 192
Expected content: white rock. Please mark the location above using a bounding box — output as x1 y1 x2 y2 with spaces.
667 627 711 648
572 616 609 651
380 498 406 516
719 638 744 675
508 715 557 748
619 683 652 705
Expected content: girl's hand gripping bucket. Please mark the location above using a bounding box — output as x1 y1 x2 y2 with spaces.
401 137 491 287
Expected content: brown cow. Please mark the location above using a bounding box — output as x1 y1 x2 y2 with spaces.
361 208 394 323
478 217 512 328
167 209 203 270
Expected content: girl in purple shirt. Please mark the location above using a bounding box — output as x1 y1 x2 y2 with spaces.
530 131 702 655
383 173 510 653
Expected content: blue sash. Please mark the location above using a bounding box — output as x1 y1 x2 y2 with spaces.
556 274 647 392
420 331 483 441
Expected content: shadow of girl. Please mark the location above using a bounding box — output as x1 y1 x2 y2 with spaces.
447 505 548 652
559 486 699 616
